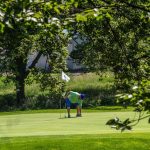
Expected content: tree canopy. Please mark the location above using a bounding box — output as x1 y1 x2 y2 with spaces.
69 0 150 88
0 0 69 106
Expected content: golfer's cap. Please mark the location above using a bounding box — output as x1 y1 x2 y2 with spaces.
80 94 85 100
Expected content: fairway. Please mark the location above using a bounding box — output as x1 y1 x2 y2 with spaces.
0 111 150 137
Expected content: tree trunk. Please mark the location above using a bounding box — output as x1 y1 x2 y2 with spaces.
15 52 42 107
15 57 27 107
16 73 26 107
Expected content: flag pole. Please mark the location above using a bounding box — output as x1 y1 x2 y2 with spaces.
60 97 62 119
59 71 70 119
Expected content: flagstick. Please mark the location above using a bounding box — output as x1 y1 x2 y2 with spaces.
60 98 62 119
60 71 70 119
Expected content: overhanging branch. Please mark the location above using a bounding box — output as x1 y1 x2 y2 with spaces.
117 0 150 12
25 51 42 76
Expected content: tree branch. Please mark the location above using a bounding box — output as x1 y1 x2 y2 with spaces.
26 51 42 76
130 113 150 127
117 0 150 12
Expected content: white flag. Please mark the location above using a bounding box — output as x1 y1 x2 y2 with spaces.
61 71 70 82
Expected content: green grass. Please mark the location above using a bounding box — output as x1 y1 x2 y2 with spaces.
0 72 115 101
0 72 116 111
67 72 114 89
0 111 150 149
0 112 149 137
0 72 114 96
67 72 115 95
0 133 150 150
0 73 149 149
0 106 135 116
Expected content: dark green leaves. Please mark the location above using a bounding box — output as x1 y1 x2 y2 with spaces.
106 117 132 132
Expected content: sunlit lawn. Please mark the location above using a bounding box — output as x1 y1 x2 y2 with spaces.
0 111 150 150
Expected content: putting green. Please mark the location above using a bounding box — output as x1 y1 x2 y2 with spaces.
0 112 149 137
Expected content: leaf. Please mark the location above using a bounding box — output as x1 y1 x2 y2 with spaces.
33 12 42 19
76 14 87 22
106 119 116 125
54 6 60 14
74 2 78 8
0 23 5 33
96 15 103 21
123 118 130 125
106 12 112 19
148 118 150 123
126 126 132 130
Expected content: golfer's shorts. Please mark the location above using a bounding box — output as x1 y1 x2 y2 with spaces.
65 98 78 108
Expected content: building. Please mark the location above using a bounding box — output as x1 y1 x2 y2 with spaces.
27 38 83 71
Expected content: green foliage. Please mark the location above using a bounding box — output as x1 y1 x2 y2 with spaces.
107 80 150 131
0 0 69 106
0 94 16 111
116 80 150 111
0 72 115 111
106 117 132 132
69 0 150 89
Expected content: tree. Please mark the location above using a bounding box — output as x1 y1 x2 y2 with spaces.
69 0 150 89
66 0 150 130
0 0 69 107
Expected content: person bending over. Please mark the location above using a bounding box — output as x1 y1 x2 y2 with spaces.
65 91 85 118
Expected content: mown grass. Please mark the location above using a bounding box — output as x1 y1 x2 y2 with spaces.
0 111 149 149
0 106 134 116
0 133 150 150
0 112 149 137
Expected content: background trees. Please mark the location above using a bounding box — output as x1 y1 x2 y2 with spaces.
69 0 150 89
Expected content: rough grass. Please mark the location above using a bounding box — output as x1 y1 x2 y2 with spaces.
0 72 115 97
0 72 116 110
67 72 114 94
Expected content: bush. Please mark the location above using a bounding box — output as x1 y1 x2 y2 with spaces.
0 94 16 111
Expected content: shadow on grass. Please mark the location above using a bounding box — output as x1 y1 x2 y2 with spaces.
59 116 77 119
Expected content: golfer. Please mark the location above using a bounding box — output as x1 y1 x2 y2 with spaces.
65 91 85 118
